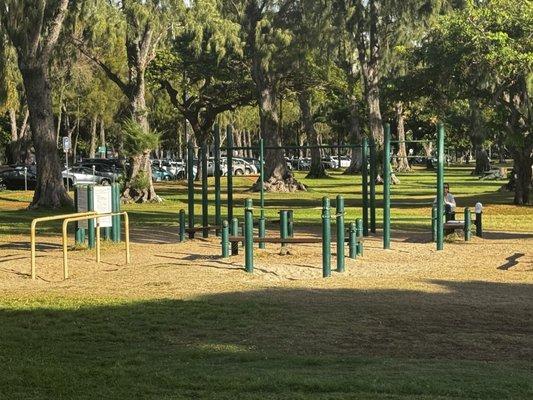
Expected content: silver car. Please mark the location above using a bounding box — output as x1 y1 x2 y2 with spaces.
62 166 112 186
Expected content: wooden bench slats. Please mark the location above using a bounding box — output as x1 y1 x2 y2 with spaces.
185 225 221 232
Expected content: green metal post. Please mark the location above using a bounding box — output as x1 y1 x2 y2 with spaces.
383 124 391 250
348 222 357 259
464 208 471 241
475 203 483 238
244 199 254 273
258 138 266 249
111 183 120 243
214 124 222 236
436 123 445 250
369 138 377 233
187 141 195 239
287 210 294 237
231 217 239 255
322 197 331 278
221 220 229 258
431 206 437 243
280 210 288 251
74 188 83 245
179 209 186 242
336 195 345 272
356 218 363 256
361 138 369 236
87 185 95 249
227 125 234 224
201 144 209 238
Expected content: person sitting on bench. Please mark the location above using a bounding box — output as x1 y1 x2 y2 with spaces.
434 182 456 220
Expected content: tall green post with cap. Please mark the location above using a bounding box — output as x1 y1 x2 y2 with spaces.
87 185 95 249
336 195 345 272
187 141 195 239
369 138 377 233
258 138 266 249
111 183 120 243
322 197 331 278
436 123 445 250
383 123 391 250
361 138 369 236
221 220 229 258
348 222 357 259
201 144 209 238
244 199 254 273
227 125 234 224
214 124 222 235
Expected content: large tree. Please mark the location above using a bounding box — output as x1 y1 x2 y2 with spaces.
76 0 182 202
0 0 72 208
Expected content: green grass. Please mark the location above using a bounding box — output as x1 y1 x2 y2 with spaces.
1 165 530 237
1 291 532 399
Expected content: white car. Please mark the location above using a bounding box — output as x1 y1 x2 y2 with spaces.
339 156 351 168
62 166 112 186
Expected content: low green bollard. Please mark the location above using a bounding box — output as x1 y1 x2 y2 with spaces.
475 202 483 238
244 199 254 273
280 210 289 253
287 210 294 237
336 195 345 273
348 222 357 259
231 217 239 255
74 188 84 245
356 218 363 256
322 197 331 278
464 208 471 241
258 217 266 249
221 220 229 258
179 209 186 242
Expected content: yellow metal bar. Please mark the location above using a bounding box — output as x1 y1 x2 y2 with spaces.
31 212 97 280
59 212 130 280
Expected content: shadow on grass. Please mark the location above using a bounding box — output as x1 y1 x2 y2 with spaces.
0 281 532 399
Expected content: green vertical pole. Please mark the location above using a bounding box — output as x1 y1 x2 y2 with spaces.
258 138 266 249
87 185 95 249
356 218 363 256
179 209 186 242
221 220 229 258
431 206 437 243
187 141 195 239
244 199 254 273
464 208 471 241
74 188 83 245
361 138 369 236
111 183 119 242
201 144 209 238
348 222 357 259
230 217 239 255
280 210 288 251
436 123 445 251
475 203 483 237
214 124 222 236
336 195 345 272
227 125 234 224
287 210 294 237
322 197 331 278
383 124 391 250
369 138 377 233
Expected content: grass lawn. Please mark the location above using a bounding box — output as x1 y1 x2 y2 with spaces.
0 165 531 399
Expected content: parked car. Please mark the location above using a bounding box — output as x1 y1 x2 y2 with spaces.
152 166 173 182
338 156 351 168
321 156 339 169
232 158 258 175
0 167 37 190
62 166 112 186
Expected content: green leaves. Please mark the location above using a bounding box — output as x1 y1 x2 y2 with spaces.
121 118 160 156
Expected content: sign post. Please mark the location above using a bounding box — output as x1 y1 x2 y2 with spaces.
62 137 71 192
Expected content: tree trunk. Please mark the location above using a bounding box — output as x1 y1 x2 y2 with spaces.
512 148 532 205
423 142 434 170
395 102 410 172
99 116 106 156
344 99 363 174
299 90 327 178
19 64 71 208
89 114 97 158
469 100 491 174
122 79 159 202
254 84 305 191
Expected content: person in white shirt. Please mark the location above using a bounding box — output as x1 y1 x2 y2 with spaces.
434 183 456 219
